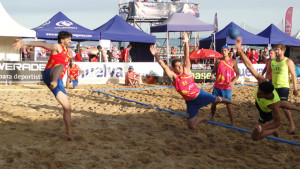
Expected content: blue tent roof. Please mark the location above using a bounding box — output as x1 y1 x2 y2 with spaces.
150 13 214 32
257 24 300 46
32 12 99 41
93 15 156 43
200 22 269 51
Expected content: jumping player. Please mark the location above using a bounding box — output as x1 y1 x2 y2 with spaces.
235 37 300 140
266 44 298 134
149 32 240 129
210 45 239 126
13 31 73 140
66 59 82 89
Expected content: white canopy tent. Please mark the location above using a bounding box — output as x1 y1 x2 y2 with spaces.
0 2 36 61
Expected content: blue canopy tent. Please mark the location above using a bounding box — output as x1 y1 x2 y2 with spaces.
93 15 156 43
93 15 156 62
200 22 269 52
257 24 300 46
32 12 99 41
150 13 215 65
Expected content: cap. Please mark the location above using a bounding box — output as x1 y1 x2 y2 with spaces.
222 45 229 50
129 66 134 69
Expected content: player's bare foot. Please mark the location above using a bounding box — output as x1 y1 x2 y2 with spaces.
65 133 73 141
287 126 295 135
50 81 58 89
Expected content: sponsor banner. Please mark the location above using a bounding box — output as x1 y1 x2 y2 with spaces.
237 63 266 82
64 62 164 84
121 2 199 20
0 61 163 84
0 61 46 84
191 70 212 83
285 7 293 36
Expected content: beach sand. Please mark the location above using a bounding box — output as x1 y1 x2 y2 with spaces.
0 83 300 169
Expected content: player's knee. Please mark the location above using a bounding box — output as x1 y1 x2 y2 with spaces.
63 104 71 112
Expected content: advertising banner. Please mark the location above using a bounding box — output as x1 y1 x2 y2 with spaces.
285 7 293 36
191 70 212 83
0 61 46 84
237 63 266 82
121 2 199 20
63 62 164 84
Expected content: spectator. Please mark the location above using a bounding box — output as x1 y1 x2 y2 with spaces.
28 47 35 61
124 45 132 62
119 47 125 62
171 46 176 54
205 62 211 70
249 48 258 64
107 50 114 62
258 50 266 63
112 46 120 62
74 49 82 62
66 59 82 89
88 53 98 62
125 66 141 87
97 45 107 62
228 50 235 59
246 48 251 59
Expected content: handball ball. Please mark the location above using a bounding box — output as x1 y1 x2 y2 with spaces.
229 28 240 39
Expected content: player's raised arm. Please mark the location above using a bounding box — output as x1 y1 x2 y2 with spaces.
150 45 176 82
182 32 191 72
235 37 267 84
12 39 59 53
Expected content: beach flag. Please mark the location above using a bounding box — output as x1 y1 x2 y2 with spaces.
285 7 293 36
214 13 218 32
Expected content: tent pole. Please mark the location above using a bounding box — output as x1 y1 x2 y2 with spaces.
213 32 216 51
34 37 37 62
167 31 170 67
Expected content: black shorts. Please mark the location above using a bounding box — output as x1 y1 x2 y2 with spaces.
255 102 273 124
275 88 289 101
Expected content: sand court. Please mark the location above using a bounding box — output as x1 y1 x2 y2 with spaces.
0 83 300 168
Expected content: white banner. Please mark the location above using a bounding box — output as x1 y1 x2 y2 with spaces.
237 63 266 82
63 62 164 84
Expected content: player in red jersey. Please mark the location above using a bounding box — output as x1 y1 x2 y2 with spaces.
150 32 240 129
13 31 73 140
66 59 82 89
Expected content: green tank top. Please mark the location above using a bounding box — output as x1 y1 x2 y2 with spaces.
271 57 289 88
254 90 280 112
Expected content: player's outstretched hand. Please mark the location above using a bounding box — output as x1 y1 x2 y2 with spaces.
150 45 159 56
182 32 189 43
235 37 242 49
12 39 25 51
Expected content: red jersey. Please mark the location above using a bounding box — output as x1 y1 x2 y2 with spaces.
265 58 272 79
249 53 258 64
214 58 234 90
173 72 200 101
124 48 129 62
45 44 70 79
75 53 82 62
69 64 80 80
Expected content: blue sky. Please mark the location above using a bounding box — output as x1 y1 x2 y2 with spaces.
1 0 299 38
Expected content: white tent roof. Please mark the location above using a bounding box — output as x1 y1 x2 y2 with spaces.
295 30 300 39
0 2 36 37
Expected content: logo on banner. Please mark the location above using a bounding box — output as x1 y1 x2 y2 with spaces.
56 21 73 27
